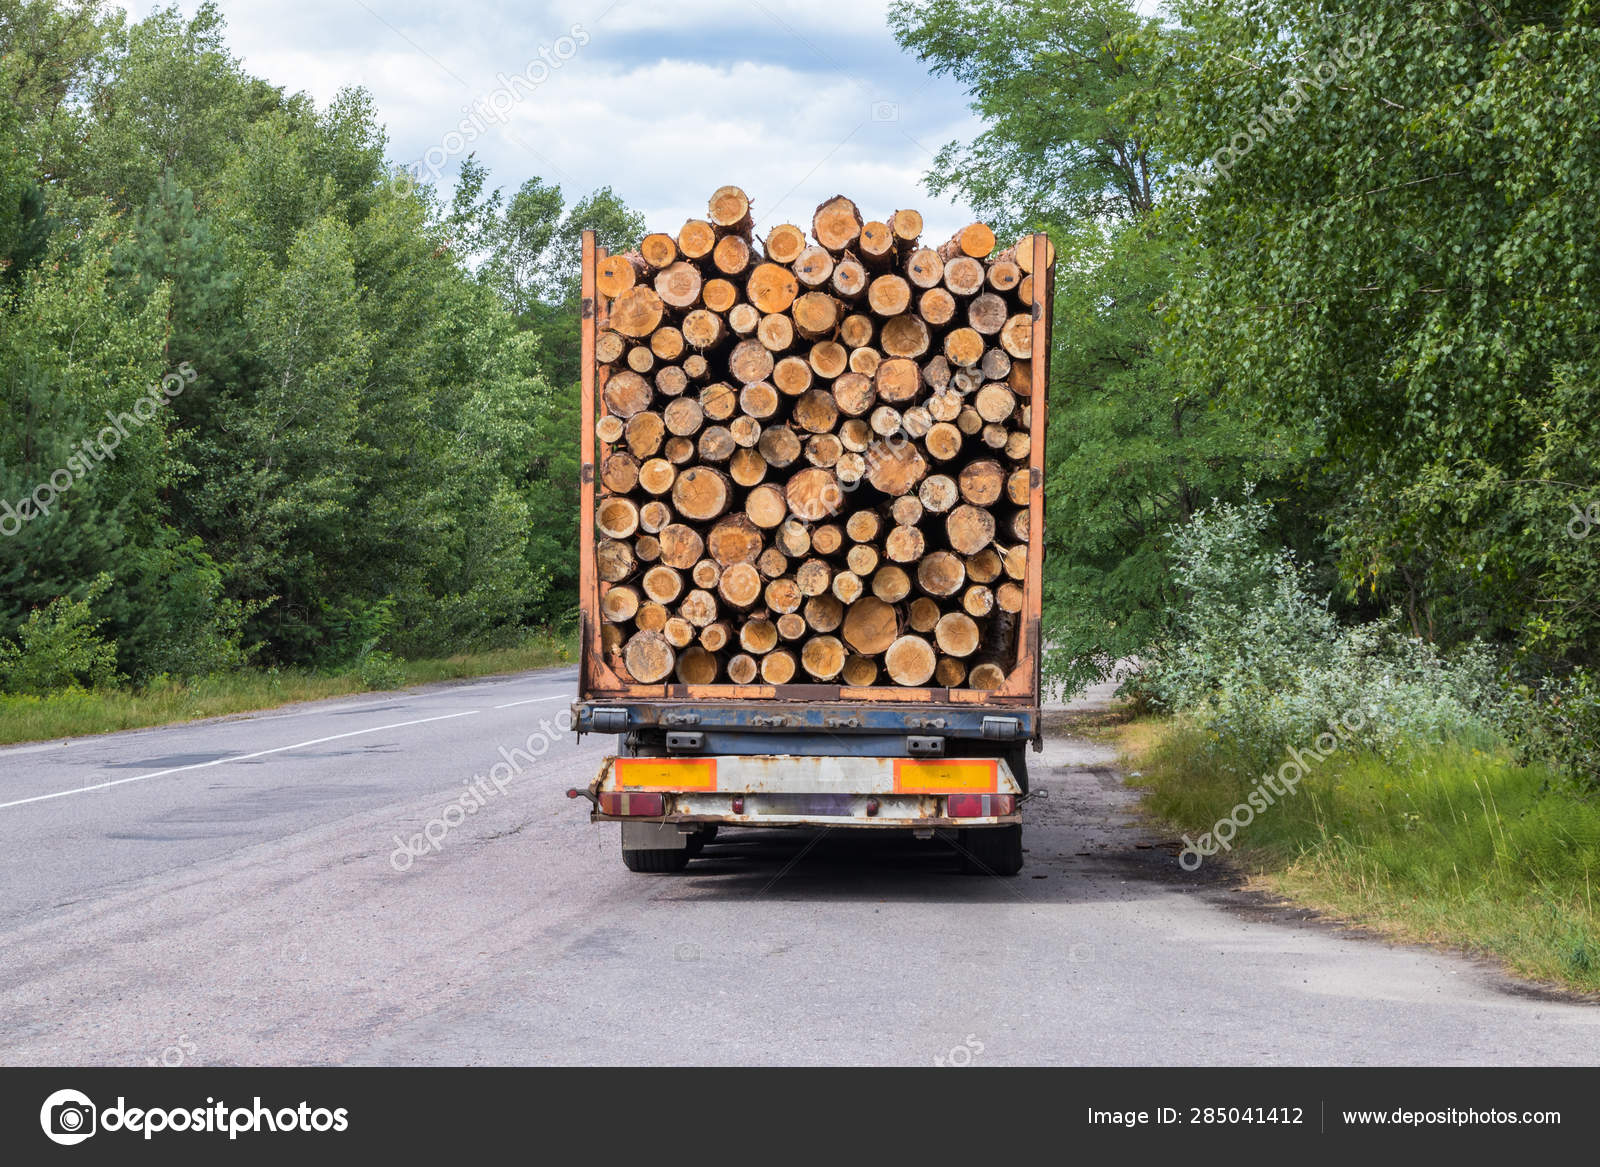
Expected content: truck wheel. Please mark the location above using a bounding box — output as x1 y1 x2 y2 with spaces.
621 840 692 873
959 824 1023 876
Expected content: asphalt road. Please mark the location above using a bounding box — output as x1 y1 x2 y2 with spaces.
0 666 1595 1066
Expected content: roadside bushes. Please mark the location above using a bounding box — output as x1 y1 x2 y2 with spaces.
1134 496 1503 781
0 575 121 695
1506 670 1600 794
1133 493 1599 795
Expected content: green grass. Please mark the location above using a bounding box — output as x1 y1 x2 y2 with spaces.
1120 717 1600 995
0 630 577 747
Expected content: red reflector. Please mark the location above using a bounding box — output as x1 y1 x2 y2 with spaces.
946 794 1016 818
947 794 983 818
599 792 667 816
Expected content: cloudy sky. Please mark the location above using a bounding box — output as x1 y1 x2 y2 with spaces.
124 0 998 240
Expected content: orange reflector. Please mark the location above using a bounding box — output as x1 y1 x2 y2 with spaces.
893 758 998 794
614 757 718 791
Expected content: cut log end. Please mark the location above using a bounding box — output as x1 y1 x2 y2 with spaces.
765 223 807 265
801 635 846 680
708 184 752 230
623 631 676 683
883 635 937 686
813 195 863 253
760 649 797 685
842 596 899 656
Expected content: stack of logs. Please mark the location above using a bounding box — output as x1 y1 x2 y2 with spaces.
591 185 1053 689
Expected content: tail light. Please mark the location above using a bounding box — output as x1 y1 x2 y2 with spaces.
945 794 1016 819
598 791 667 816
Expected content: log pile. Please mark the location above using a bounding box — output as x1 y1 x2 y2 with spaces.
591 185 1049 690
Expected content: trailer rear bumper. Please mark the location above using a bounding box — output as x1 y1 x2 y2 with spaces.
573 753 1024 831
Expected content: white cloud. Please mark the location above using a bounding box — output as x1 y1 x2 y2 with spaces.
125 0 992 242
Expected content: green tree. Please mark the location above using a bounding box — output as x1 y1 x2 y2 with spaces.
0 0 635 684
889 0 1165 231
522 379 583 626
190 214 366 659
466 170 645 387
72 1 279 210
1163 0 1600 671
0 212 173 657
892 0 1305 692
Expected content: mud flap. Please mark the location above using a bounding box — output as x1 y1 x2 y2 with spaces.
621 821 689 851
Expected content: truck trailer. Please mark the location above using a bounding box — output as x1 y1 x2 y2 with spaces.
569 199 1053 876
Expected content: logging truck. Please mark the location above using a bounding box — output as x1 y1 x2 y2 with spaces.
568 187 1053 876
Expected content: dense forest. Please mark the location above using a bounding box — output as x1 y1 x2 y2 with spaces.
0 0 638 688
2 0 1596 788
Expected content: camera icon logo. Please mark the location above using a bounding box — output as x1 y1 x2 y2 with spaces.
871 101 900 122
40 1089 97 1145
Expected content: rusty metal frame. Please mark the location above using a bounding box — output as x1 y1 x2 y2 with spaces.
580 232 598 691
576 228 1055 710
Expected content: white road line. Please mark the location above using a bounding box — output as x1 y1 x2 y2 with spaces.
492 695 571 709
0 710 483 811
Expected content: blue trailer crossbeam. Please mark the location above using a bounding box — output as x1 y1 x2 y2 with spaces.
574 700 1035 744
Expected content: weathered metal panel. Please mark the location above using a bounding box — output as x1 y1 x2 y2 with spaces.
675 791 945 823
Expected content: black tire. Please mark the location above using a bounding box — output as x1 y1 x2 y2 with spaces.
621 840 692 873
958 824 1023 876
